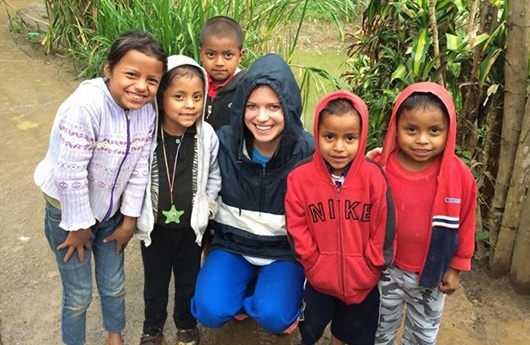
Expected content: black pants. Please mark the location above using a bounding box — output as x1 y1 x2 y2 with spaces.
299 283 380 345
141 224 202 334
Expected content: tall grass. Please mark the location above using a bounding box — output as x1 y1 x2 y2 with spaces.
44 0 356 75
43 0 359 124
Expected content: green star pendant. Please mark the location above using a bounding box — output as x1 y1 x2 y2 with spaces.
162 204 184 224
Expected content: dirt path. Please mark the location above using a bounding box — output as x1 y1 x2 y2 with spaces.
0 1 529 344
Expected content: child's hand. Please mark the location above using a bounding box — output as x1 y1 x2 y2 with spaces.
103 216 136 254
366 147 382 160
438 267 460 295
57 228 93 263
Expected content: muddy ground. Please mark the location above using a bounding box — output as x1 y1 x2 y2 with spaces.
0 1 529 344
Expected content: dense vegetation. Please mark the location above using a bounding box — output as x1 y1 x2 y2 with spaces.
41 0 355 112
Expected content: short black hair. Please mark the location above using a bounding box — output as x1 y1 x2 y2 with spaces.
199 16 244 49
319 98 360 124
396 92 449 121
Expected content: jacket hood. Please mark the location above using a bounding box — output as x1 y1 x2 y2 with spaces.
165 55 209 127
313 90 370 180
380 82 457 170
85 78 124 111
229 53 304 163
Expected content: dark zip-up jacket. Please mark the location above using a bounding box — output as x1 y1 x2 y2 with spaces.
211 54 314 261
205 68 247 131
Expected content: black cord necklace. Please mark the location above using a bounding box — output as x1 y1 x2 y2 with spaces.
160 126 186 224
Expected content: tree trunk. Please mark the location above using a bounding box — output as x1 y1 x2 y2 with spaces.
474 205 487 260
479 95 502 233
509 95 530 293
428 0 443 85
457 0 497 150
489 0 529 277
510 195 530 293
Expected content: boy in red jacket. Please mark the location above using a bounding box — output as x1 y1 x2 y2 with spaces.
374 82 477 344
285 90 396 345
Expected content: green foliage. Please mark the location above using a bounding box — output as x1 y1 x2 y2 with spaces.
343 0 507 151
294 1 351 22
455 145 473 165
475 228 490 243
4 3 47 46
42 0 358 106
41 0 364 124
42 0 98 55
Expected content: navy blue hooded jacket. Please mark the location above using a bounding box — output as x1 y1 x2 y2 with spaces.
210 54 315 261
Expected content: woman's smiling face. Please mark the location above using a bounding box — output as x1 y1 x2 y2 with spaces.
244 85 285 157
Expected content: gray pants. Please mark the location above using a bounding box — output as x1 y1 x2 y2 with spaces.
375 265 445 345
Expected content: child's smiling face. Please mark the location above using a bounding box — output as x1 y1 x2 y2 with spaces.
104 49 163 110
396 105 448 171
318 112 361 176
161 73 204 136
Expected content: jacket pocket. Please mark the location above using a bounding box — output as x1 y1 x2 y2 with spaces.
306 253 342 296
45 202 62 222
343 255 380 292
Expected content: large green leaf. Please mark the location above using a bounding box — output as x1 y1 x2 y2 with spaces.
446 33 461 51
472 33 491 48
411 28 429 77
391 64 408 82
479 47 503 87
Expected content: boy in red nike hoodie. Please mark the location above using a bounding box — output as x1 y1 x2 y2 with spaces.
285 90 396 345
374 82 477 345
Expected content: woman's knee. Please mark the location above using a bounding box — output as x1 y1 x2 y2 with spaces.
254 303 298 333
191 295 233 328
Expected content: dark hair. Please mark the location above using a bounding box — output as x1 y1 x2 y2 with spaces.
318 98 360 124
105 30 167 74
199 16 245 49
157 64 205 116
396 92 449 121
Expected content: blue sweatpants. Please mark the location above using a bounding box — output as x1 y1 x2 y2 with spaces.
191 249 304 333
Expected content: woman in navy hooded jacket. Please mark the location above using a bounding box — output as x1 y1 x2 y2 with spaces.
191 53 314 334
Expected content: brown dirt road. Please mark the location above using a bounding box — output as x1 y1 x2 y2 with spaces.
0 1 529 344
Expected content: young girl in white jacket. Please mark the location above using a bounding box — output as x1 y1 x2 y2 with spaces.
135 55 221 345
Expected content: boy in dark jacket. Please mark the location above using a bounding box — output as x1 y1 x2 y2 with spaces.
199 16 246 130
285 90 396 345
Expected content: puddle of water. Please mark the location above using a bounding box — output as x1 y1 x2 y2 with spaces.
291 49 348 131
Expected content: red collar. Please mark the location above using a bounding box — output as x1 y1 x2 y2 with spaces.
207 74 234 99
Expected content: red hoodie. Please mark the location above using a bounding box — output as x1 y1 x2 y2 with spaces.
285 90 396 304
379 82 477 287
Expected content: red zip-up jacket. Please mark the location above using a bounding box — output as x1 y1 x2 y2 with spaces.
285 90 396 304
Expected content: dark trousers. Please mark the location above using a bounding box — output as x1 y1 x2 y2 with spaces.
141 224 202 334
299 283 380 345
